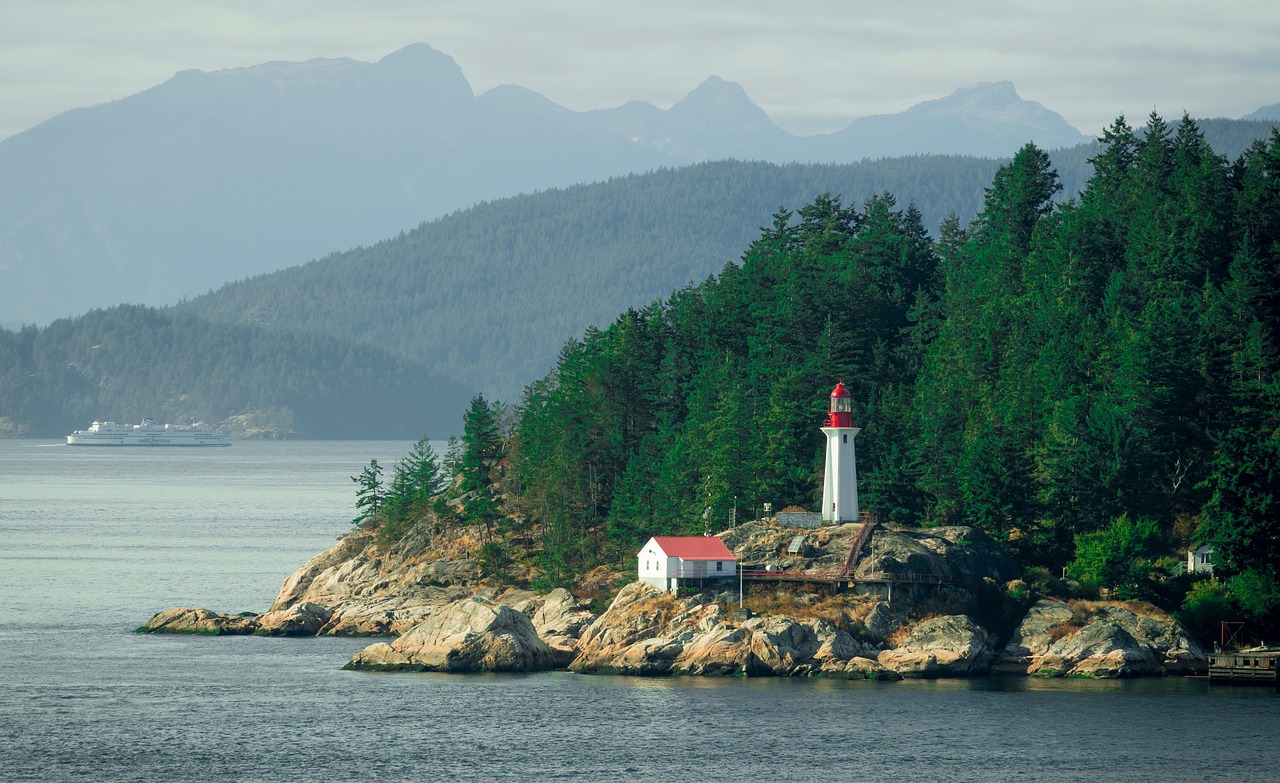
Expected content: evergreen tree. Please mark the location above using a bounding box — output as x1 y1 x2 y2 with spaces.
351 459 384 528
456 395 504 539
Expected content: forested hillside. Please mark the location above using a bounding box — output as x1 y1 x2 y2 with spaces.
182 156 1041 400
0 306 473 438
497 117 1280 634
181 120 1277 404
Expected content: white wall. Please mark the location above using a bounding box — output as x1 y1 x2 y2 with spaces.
637 538 737 592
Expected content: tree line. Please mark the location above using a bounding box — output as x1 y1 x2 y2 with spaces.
481 115 1279 637
0 305 473 438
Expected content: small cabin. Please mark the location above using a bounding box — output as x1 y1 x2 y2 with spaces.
638 536 736 593
1187 545 1215 575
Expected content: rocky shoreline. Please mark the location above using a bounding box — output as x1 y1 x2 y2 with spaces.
138 521 1208 680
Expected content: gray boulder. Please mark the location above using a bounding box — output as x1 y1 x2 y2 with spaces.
254 601 333 637
878 614 993 677
999 599 1207 678
344 596 567 673
743 615 822 675
530 588 597 655
136 607 256 635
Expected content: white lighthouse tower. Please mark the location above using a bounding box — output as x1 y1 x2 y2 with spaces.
820 381 860 524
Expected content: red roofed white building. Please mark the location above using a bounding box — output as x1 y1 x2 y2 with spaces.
638 536 737 593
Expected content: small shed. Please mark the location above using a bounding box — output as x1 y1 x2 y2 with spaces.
638 536 736 593
1187 544 1215 575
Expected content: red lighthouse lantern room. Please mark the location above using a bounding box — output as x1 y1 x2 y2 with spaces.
827 382 853 428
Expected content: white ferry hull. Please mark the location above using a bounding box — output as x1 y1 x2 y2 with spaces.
66 421 231 447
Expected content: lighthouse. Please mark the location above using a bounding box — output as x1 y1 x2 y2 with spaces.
820 382 860 524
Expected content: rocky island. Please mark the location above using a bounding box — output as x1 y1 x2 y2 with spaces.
139 518 1207 679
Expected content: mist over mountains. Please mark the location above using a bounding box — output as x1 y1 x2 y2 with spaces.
1 43 1099 327
2 43 1278 437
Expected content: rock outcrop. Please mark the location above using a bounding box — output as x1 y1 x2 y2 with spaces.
997 599 1207 678
253 601 333 637
569 582 900 678
136 607 256 635
137 603 333 637
876 615 993 677
344 596 569 672
268 528 488 635
722 522 1017 618
138 517 1208 681
528 588 597 657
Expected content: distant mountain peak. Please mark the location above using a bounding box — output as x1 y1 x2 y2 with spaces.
818 81 1089 159
908 81 1047 117
372 43 473 102
960 80 1019 97
376 42 463 74
154 42 473 101
674 76 755 108
669 76 775 128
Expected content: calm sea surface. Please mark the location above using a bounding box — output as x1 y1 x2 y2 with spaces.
1 439 1276 782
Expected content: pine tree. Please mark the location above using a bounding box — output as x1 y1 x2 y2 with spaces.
405 435 446 507
351 458 384 528
457 395 504 540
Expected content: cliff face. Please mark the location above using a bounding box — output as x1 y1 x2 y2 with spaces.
139 522 1206 679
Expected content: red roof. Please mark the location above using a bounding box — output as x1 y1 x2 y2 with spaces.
650 536 736 561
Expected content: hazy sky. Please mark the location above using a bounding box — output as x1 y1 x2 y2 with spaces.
2 0 1277 142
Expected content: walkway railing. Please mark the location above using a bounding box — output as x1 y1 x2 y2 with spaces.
738 569 951 585
839 515 878 577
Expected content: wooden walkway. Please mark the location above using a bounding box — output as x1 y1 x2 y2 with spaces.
738 568 951 586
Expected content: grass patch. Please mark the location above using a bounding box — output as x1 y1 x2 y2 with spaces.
1044 621 1079 643
740 585 869 630
1069 598 1167 622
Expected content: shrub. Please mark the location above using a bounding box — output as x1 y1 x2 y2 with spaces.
479 541 510 579
1227 569 1280 623
1067 514 1163 599
1021 566 1055 595
1176 580 1234 646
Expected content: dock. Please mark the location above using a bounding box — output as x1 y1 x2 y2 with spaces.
1207 648 1279 684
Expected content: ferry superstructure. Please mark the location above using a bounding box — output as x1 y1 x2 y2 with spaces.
66 420 231 447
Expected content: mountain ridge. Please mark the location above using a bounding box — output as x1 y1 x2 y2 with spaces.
1 43 1091 327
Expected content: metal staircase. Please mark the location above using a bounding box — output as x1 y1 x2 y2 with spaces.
839 513 877 578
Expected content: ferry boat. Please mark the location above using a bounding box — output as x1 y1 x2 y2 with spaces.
66 419 231 447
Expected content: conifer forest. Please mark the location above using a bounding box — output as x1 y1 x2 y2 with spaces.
482 116 1280 635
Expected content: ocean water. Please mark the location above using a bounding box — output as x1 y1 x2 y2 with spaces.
1 439 1276 783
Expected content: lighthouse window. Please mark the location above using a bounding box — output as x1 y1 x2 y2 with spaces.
842 434 848 444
